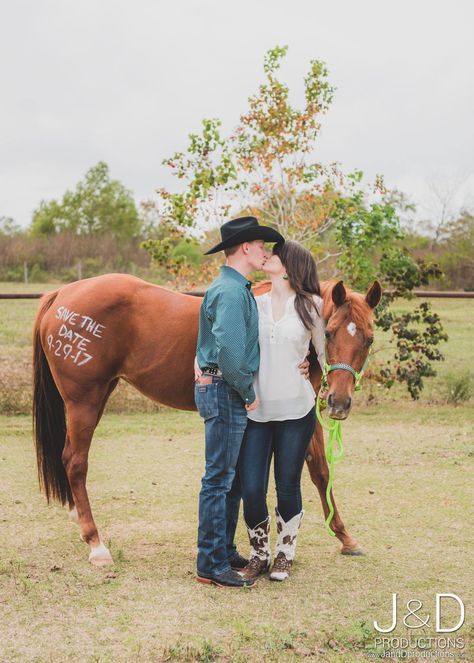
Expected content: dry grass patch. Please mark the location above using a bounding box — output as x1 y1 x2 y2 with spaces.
0 406 472 662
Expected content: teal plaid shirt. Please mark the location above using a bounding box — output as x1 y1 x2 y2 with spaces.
196 266 259 404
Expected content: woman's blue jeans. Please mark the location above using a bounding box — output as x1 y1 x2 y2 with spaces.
195 376 248 576
239 407 316 528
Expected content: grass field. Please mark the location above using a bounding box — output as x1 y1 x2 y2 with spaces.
0 282 473 661
1 406 473 662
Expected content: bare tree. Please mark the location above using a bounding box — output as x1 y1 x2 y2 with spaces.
422 172 472 244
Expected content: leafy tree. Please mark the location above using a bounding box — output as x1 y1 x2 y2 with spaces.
144 45 447 398
150 45 351 262
30 162 141 239
333 189 447 399
232 45 337 243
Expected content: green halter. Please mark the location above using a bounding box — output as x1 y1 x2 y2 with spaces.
317 350 371 537
321 353 370 393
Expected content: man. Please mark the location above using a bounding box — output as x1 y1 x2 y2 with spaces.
195 216 284 588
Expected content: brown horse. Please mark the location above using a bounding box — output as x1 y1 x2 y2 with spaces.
33 273 381 566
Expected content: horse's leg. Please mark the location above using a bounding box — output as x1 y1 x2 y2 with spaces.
65 379 118 531
62 384 116 567
66 438 79 524
305 422 364 555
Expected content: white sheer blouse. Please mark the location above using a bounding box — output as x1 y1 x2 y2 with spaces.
248 293 326 423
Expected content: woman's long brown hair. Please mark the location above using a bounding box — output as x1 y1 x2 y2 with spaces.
273 240 321 330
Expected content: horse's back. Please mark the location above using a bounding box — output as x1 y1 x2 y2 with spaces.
40 274 155 361
38 275 201 408
41 274 200 342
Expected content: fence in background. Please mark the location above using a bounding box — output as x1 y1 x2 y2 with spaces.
1 290 474 300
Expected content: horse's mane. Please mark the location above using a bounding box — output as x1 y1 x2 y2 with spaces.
253 279 373 334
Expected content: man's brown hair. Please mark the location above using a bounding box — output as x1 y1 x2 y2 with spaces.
224 244 241 257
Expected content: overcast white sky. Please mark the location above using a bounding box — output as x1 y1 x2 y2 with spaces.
1 0 473 229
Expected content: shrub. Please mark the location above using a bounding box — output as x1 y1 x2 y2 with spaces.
444 371 472 404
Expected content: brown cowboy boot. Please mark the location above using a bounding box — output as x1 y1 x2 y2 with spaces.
239 516 271 580
270 509 304 581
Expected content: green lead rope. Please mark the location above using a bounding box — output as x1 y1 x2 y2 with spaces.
316 352 370 536
316 393 344 537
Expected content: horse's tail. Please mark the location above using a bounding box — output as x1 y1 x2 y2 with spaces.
33 290 71 505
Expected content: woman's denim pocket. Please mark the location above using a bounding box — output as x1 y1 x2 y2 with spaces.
194 382 219 421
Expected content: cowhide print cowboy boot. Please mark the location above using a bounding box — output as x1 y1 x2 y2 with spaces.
239 516 271 580
269 509 304 581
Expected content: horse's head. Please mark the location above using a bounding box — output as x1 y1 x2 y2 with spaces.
321 280 382 420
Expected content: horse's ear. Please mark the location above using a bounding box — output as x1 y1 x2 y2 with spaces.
366 280 382 309
332 280 346 307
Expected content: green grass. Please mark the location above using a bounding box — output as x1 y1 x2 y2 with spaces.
373 296 474 402
0 406 473 662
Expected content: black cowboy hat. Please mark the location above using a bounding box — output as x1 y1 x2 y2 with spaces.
204 216 285 255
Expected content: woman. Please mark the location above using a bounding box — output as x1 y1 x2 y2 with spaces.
239 239 326 581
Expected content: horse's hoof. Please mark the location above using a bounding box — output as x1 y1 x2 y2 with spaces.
89 542 113 567
341 545 365 556
68 507 79 524
90 555 114 567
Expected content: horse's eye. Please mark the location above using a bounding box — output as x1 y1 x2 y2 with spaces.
325 330 331 340
366 336 374 346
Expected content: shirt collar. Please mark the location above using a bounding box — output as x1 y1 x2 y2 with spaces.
220 265 252 290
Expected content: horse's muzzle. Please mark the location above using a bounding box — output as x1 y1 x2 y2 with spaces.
327 393 352 420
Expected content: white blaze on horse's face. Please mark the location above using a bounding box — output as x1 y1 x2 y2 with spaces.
346 321 357 337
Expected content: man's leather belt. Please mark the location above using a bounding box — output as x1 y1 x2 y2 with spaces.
201 366 222 376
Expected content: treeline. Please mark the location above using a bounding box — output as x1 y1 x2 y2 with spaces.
0 162 162 283
0 231 152 282
2 218 471 290
1 160 473 290
404 210 474 291
1 210 472 290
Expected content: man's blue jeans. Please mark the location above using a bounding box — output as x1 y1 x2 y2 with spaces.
195 376 248 576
